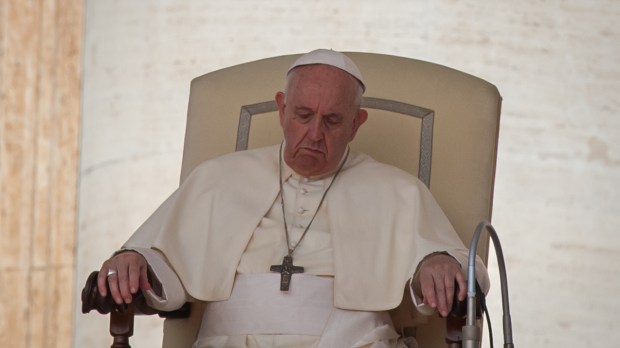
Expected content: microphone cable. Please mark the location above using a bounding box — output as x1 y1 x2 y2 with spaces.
465 220 514 348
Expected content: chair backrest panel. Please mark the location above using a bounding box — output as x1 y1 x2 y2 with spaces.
233 97 434 187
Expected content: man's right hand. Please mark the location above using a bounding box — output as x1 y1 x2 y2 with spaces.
97 251 152 305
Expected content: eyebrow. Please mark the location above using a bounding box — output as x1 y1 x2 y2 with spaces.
294 106 314 113
294 107 344 120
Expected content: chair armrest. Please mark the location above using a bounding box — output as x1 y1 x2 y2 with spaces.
82 270 153 315
81 270 190 348
81 270 191 317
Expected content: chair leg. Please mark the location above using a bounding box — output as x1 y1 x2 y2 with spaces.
109 305 134 348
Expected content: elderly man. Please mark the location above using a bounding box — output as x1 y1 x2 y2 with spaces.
97 49 489 348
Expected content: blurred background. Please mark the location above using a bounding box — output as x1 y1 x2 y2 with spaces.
1 1 618 347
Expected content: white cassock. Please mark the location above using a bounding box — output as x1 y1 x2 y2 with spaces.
123 145 489 347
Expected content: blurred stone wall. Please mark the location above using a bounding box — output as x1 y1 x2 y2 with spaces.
0 1 82 348
75 1 620 347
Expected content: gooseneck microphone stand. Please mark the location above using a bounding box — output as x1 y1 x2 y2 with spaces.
463 221 515 348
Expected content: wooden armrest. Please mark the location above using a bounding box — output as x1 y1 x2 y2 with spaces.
81 271 154 315
81 271 190 348
81 270 191 317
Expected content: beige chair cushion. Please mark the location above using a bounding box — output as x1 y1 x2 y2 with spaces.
164 52 501 348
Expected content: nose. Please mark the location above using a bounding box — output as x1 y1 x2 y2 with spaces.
307 117 324 141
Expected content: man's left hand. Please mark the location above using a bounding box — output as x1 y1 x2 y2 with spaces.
414 253 466 317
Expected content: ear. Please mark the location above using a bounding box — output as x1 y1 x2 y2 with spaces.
349 108 368 141
275 92 286 127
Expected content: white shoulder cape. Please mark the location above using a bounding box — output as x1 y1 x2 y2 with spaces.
124 145 468 311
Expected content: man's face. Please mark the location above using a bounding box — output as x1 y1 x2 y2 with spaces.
276 65 367 177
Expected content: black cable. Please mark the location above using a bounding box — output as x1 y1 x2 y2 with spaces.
480 289 493 348
476 281 493 348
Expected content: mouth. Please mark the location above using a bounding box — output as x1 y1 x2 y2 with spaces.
298 147 325 155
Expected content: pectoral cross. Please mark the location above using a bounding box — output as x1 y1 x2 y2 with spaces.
270 254 304 291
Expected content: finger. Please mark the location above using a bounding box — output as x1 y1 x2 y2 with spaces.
433 275 448 317
419 273 437 309
456 271 467 301
116 265 133 304
127 261 141 294
444 275 456 315
107 270 123 305
97 265 109 296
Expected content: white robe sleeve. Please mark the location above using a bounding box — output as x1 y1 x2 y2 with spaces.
123 247 189 312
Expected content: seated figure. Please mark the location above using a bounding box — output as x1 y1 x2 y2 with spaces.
96 49 490 348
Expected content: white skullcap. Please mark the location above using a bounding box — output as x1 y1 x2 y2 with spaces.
288 49 366 92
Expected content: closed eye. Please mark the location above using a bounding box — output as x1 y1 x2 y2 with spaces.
294 107 314 122
324 114 343 127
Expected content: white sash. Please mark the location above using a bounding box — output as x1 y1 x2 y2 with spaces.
197 273 402 348
200 273 333 336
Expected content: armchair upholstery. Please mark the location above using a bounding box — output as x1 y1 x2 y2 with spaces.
83 52 501 348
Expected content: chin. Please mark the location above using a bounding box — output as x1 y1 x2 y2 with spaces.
290 159 324 175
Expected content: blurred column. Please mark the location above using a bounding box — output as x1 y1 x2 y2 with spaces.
0 0 83 347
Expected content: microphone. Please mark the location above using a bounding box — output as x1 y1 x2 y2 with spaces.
463 221 514 348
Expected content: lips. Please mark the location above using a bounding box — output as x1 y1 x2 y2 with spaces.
298 147 325 155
